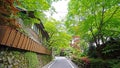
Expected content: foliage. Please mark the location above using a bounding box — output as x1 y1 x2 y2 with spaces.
112 62 120 68
18 12 40 26
18 0 51 11
106 59 120 68
102 44 120 58
17 0 70 54
71 48 82 57
89 58 108 68
25 52 39 68
79 40 88 56
44 19 72 54
66 0 120 58
10 0 59 29
88 53 120 68
17 0 58 23
72 57 83 67
67 0 120 42
72 56 120 68
37 54 52 68
88 45 97 58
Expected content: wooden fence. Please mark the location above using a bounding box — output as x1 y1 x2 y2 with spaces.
0 26 51 55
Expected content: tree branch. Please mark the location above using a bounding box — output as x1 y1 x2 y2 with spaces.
104 6 119 23
97 4 105 45
89 27 98 47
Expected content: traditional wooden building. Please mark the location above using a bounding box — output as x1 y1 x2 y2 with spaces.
0 5 51 55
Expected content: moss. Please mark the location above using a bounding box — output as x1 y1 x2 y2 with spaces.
25 52 39 68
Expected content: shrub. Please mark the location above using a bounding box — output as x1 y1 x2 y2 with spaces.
85 58 120 68
112 62 120 68
25 52 39 68
89 58 108 68
72 56 90 68
72 56 120 68
106 59 120 68
72 57 83 67
81 57 90 64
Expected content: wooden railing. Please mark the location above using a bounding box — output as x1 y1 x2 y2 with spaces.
0 26 51 55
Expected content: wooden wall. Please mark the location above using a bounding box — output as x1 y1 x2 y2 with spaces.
0 26 51 55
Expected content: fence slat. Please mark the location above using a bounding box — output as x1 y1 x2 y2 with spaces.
1 27 11 45
12 31 21 47
17 34 24 48
27 39 31 50
6 29 16 46
0 27 6 43
25 37 29 50
0 26 51 55
21 36 27 49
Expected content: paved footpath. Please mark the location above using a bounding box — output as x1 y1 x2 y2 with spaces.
43 57 78 68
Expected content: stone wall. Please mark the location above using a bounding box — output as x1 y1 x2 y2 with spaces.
0 45 52 68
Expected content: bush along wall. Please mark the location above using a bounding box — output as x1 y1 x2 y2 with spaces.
37 54 52 68
0 46 52 68
72 57 120 68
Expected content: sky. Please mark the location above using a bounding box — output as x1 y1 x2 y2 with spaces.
45 0 69 21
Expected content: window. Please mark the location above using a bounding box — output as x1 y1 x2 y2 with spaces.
31 25 39 34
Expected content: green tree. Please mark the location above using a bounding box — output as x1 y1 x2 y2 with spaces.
44 19 71 55
66 0 120 58
17 0 59 25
